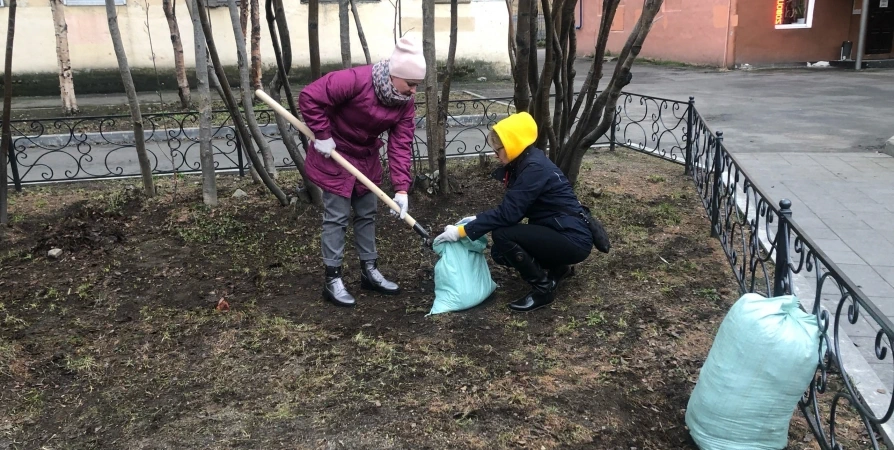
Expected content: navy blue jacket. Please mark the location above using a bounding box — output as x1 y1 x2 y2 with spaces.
464 147 593 250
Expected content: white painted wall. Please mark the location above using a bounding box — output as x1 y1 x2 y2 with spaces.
0 0 510 74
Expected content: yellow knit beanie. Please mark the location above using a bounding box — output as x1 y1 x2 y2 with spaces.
492 112 538 162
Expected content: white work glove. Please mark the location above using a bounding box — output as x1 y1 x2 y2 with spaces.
433 225 462 246
314 137 336 158
390 192 409 220
457 215 477 225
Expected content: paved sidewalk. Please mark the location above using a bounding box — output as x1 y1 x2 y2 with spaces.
735 152 894 385
620 65 894 387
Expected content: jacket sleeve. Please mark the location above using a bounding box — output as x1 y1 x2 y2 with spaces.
386 103 416 193
297 70 361 141
464 164 548 240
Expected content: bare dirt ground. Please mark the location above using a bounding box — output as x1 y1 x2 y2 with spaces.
0 149 882 449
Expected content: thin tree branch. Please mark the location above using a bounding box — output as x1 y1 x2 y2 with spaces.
348 0 371 64
197 0 288 204
570 0 618 123
437 0 459 194
505 0 517 72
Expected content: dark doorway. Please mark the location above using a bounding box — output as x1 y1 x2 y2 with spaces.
866 0 894 54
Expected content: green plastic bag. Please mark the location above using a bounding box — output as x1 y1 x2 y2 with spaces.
685 293 820 450
428 235 497 315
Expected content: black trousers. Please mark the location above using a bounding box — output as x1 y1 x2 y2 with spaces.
491 224 591 270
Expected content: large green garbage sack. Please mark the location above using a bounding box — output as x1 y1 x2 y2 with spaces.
428 234 497 316
685 293 820 450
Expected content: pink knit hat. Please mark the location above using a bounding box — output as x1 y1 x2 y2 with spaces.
389 36 426 81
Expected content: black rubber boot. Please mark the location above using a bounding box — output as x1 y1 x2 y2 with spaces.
548 265 575 287
323 266 356 307
360 259 401 295
503 245 556 312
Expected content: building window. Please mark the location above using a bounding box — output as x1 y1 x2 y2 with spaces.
774 0 816 29
0 0 6 6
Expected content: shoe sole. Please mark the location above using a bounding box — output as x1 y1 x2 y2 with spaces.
360 279 401 295
322 289 356 307
507 300 554 313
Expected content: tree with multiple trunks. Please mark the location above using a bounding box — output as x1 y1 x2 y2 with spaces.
510 0 663 186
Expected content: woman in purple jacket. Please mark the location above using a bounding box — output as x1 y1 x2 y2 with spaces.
298 36 425 308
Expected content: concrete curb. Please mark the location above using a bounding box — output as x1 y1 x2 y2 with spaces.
884 136 894 158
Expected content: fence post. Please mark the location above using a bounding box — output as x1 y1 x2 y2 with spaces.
609 111 616 152
235 130 245 177
685 96 694 175
7 139 21 192
710 131 723 237
773 199 793 296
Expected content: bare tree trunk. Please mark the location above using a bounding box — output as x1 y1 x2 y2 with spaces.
308 0 321 79
265 0 323 205
0 0 16 225
348 0 371 65
554 0 577 147
526 0 539 96
226 0 277 179
339 0 351 68
234 0 261 184
163 0 191 109
509 0 662 187
49 0 78 115
250 0 262 90
422 0 438 175
240 0 249 37
105 0 155 197
206 58 262 184
531 0 559 151
197 0 287 204
513 0 532 112
569 0 618 123
437 0 459 194
560 0 663 185
505 0 517 70
187 0 216 206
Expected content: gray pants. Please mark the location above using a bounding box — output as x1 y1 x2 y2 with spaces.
322 191 378 267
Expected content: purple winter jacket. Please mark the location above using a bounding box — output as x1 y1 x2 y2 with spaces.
298 65 415 198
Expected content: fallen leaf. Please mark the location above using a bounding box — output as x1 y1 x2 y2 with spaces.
216 298 230 312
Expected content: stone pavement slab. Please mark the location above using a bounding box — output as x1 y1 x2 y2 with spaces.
736 152 894 388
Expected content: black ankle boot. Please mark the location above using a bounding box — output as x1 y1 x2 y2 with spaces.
502 245 557 312
323 266 356 307
360 259 400 295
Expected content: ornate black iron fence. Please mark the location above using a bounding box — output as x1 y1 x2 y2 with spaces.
3 92 685 187
3 96 516 187
687 104 894 450
610 93 689 164
3 112 246 186
5 92 892 448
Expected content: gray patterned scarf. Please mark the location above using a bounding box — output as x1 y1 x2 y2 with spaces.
372 60 414 107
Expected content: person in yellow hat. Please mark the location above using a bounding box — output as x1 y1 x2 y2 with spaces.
433 112 593 312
